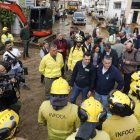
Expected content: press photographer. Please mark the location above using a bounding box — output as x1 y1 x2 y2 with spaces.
0 61 21 113
3 41 29 90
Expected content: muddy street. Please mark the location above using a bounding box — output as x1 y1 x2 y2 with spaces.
13 14 108 140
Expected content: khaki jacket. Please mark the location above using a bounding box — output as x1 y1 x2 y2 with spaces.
103 114 138 140
38 101 80 140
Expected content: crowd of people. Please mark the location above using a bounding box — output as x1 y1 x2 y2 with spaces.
0 24 30 140
0 19 140 140
38 23 140 140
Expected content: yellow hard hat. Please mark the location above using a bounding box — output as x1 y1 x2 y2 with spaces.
110 91 131 106
130 80 140 95
79 97 107 122
74 33 83 43
0 109 19 139
2 27 8 32
50 77 70 95
131 71 140 81
109 90 135 110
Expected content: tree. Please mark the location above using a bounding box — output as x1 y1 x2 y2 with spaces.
0 0 16 26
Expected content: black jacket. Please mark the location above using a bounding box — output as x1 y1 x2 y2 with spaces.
121 37 127 44
70 60 96 91
135 35 140 49
103 49 119 67
79 30 85 40
83 42 92 53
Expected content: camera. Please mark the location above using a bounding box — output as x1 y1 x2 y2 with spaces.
5 54 18 66
0 74 14 94
0 72 25 93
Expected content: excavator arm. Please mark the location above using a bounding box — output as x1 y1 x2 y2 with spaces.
0 1 53 38
0 2 27 26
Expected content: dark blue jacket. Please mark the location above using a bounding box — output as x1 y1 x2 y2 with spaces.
95 64 124 95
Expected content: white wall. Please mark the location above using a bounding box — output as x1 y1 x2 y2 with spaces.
137 11 140 25
11 0 21 35
11 18 21 35
107 0 127 20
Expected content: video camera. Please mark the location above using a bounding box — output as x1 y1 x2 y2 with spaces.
4 54 28 75
0 72 25 93
5 54 18 66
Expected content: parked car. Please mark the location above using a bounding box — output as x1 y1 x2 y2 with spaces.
72 12 86 25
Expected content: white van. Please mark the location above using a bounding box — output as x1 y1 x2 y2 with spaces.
94 9 106 20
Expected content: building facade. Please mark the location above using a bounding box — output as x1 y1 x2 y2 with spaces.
107 0 140 25
107 0 127 20
125 0 140 25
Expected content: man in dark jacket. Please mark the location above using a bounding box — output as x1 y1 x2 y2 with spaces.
20 22 30 60
95 55 124 109
135 34 140 49
119 31 127 44
103 43 119 67
54 33 68 61
70 52 96 104
83 35 93 52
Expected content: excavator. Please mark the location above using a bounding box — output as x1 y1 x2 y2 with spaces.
0 0 54 42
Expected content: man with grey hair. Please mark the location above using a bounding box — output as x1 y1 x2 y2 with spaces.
94 55 124 109
112 37 125 59
39 43 64 100
122 41 140 94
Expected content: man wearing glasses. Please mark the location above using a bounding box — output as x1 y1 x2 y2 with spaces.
39 43 64 100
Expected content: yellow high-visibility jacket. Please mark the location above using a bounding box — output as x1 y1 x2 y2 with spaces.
68 46 86 71
1 33 14 45
39 53 64 78
38 101 80 140
129 93 140 138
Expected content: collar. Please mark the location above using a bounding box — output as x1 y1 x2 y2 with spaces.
82 61 87 68
102 66 108 74
106 49 111 54
75 46 82 50
85 41 89 47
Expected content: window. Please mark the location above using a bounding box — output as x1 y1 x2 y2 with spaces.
131 2 140 9
114 2 121 9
